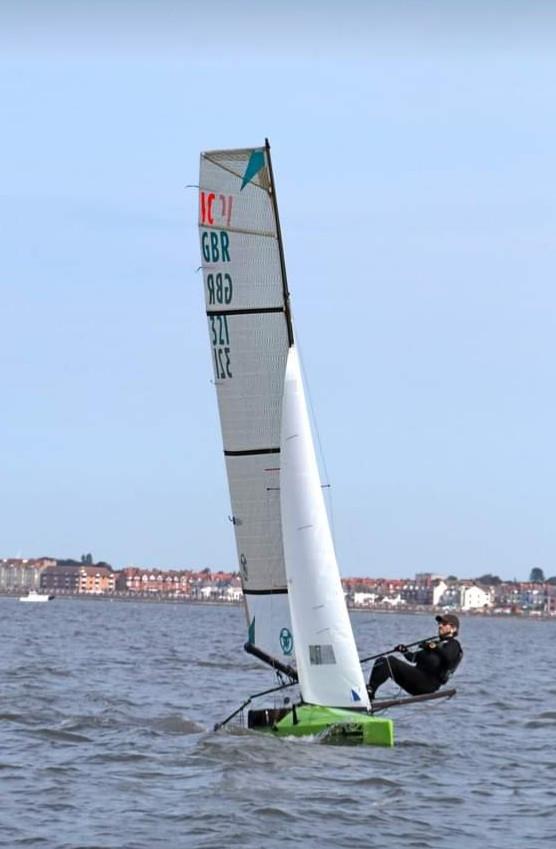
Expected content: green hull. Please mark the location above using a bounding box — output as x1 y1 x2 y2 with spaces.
251 704 394 747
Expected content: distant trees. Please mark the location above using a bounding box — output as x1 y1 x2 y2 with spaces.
529 567 545 583
446 575 458 582
81 553 93 564
477 574 502 585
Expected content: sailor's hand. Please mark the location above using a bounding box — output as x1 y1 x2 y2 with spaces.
394 644 407 653
425 641 437 650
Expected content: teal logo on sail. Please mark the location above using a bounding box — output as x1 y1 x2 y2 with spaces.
279 627 294 656
241 149 265 191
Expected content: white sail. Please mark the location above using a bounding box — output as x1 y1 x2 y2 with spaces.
198 146 293 661
280 347 370 709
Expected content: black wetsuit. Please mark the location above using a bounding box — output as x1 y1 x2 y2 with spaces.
368 637 463 697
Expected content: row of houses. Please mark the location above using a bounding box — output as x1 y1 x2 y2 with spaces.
342 574 556 615
0 559 243 602
1 558 555 614
120 566 242 601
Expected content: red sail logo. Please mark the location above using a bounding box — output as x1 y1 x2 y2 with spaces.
200 192 233 227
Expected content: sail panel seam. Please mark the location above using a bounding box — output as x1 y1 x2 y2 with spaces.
200 224 275 238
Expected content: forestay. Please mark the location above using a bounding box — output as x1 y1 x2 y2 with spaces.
198 146 293 662
280 347 370 708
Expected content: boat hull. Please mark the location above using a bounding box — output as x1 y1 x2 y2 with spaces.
248 704 394 747
19 593 54 603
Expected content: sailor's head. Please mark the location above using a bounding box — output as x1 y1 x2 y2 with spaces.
435 613 459 636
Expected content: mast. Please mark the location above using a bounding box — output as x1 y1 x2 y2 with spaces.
265 139 294 348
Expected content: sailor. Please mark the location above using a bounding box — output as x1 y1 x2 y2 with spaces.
367 613 463 700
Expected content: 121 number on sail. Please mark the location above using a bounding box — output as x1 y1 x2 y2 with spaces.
210 315 232 379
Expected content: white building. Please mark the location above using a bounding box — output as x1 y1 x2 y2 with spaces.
381 594 405 608
460 584 492 611
432 580 448 606
224 585 243 602
0 558 55 591
352 592 379 607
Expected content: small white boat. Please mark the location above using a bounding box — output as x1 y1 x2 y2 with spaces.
19 590 55 603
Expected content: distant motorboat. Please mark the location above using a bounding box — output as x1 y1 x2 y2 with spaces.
19 590 55 603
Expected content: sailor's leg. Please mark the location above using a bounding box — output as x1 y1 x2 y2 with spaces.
388 659 439 696
368 656 392 696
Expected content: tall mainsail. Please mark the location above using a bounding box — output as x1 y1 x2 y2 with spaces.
280 347 370 708
198 145 293 661
198 143 369 709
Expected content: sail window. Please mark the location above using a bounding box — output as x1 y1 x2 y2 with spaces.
309 644 336 665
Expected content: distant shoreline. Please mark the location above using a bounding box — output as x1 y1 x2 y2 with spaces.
2 591 554 619
0 591 239 609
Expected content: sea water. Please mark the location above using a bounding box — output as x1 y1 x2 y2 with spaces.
0 597 554 848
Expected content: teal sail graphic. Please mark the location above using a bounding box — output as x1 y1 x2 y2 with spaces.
240 149 265 190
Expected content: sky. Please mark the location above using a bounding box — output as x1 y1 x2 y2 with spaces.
1 1 555 580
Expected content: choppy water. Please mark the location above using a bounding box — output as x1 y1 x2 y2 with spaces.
1 597 554 848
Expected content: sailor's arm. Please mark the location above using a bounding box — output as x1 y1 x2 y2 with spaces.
394 644 418 662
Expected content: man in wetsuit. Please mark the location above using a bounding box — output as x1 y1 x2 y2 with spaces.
367 613 463 700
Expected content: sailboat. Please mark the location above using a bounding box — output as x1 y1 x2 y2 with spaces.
198 141 393 745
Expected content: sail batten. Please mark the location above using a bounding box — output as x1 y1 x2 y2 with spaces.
224 448 280 456
206 309 285 318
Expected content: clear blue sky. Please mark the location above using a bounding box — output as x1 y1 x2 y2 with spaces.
1 2 554 579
